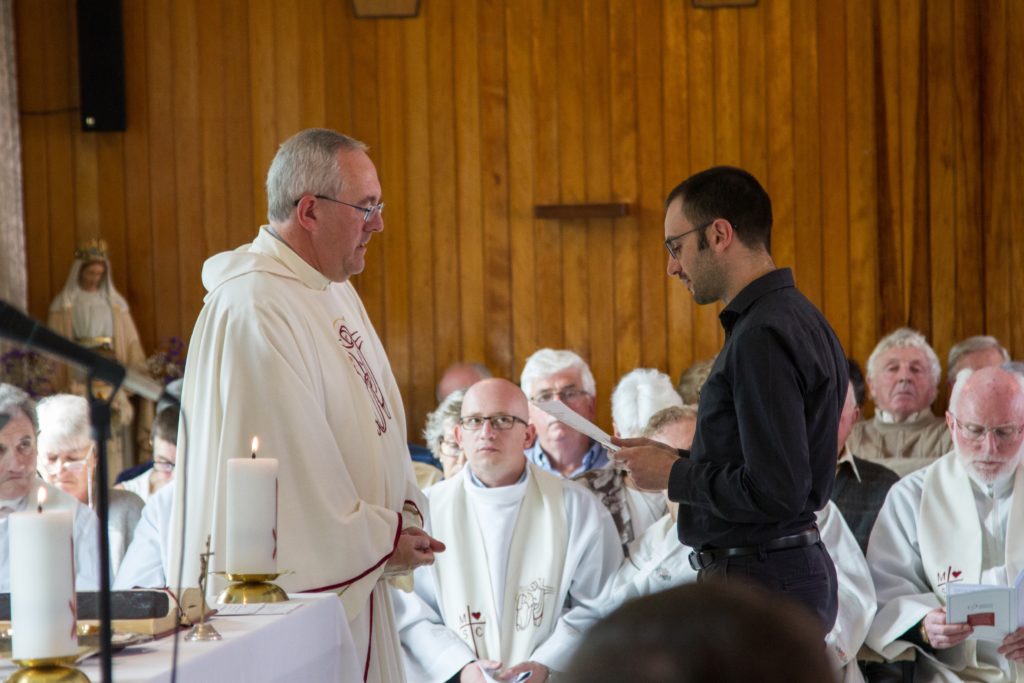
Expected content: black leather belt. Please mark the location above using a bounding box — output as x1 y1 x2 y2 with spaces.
688 528 820 571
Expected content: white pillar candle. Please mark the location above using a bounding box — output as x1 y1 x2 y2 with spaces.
225 440 279 574
10 487 77 660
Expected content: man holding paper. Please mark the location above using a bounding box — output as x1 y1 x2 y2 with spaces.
611 166 848 634
867 365 1024 681
393 378 622 682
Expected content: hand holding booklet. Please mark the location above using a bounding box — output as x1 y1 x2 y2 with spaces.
946 568 1024 641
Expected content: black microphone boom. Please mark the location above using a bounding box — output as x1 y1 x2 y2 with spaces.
0 300 163 401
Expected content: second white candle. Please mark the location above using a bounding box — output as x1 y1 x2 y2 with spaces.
225 454 279 575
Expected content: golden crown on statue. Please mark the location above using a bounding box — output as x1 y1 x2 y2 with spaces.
74 238 109 261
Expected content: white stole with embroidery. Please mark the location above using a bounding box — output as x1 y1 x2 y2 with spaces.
919 454 1024 681
430 463 567 666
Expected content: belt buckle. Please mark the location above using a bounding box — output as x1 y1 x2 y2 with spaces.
688 551 706 571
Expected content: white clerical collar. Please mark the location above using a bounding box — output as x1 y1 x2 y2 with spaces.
464 464 529 505
836 446 862 483
876 409 929 424
255 225 332 291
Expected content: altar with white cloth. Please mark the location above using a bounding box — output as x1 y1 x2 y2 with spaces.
1 594 361 683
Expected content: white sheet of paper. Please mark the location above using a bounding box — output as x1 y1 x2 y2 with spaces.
533 399 619 453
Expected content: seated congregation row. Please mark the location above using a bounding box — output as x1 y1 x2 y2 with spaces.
0 328 1013 682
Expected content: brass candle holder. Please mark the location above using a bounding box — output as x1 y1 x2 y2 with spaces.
6 652 91 683
215 573 289 604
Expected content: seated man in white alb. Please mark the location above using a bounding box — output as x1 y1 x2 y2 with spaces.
393 378 622 683
847 328 952 476
867 365 1024 681
575 368 679 554
0 384 99 590
612 395 877 683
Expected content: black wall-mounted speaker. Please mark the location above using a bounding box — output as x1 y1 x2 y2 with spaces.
76 0 126 132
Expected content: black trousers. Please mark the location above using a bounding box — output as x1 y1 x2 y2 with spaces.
697 541 838 636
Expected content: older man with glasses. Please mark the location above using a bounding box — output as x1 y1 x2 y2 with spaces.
867 366 1024 681
393 378 621 683
0 384 99 591
520 348 609 478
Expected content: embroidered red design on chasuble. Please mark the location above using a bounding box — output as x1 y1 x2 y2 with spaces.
337 322 393 435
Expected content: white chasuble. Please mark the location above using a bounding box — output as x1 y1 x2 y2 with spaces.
169 227 423 683
393 464 623 681
431 465 567 665
868 453 1024 682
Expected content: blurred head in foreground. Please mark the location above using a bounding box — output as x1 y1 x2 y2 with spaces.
564 582 832 683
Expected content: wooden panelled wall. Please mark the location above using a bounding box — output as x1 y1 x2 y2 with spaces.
13 0 1024 439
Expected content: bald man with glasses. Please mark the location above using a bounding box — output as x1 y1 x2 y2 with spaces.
393 378 621 683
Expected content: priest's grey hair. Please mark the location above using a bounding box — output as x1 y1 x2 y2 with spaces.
866 327 941 387
519 348 597 401
0 383 36 432
266 128 368 223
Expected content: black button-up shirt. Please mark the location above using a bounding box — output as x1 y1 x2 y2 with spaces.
668 268 848 549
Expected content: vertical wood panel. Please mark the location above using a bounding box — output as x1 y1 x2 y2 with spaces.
478 0 513 378
817 0 849 343
636 0 666 372
14 0 1024 439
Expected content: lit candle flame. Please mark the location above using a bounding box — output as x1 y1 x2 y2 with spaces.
37 485 47 512
251 436 259 459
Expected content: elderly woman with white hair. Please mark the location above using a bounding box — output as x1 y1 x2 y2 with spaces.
575 368 684 555
36 393 144 576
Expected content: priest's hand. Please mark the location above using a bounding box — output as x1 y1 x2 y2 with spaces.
459 660 503 682
998 627 1024 661
496 661 548 682
921 607 972 649
385 527 446 575
611 437 680 491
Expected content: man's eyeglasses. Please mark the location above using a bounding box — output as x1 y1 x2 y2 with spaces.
438 438 461 458
293 194 385 223
44 446 93 474
530 387 591 404
951 415 1024 443
459 415 529 431
152 458 176 473
664 220 714 260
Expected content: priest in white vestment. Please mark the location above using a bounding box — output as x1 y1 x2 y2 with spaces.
169 130 443 683
393 379 623 682
0 384 99 591
867 366 1024 681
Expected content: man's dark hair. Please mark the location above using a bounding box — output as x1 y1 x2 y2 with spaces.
564 582 832 683
848 358 866 408
665 166 772 252
151 405 180 446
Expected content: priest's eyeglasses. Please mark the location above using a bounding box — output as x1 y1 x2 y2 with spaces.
293 194 385 222
459 415 529 431
951 415 1024 443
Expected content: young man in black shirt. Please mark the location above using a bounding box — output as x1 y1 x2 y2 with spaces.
614 166 848 634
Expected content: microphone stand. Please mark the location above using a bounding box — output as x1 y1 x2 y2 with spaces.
85 376 115 683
